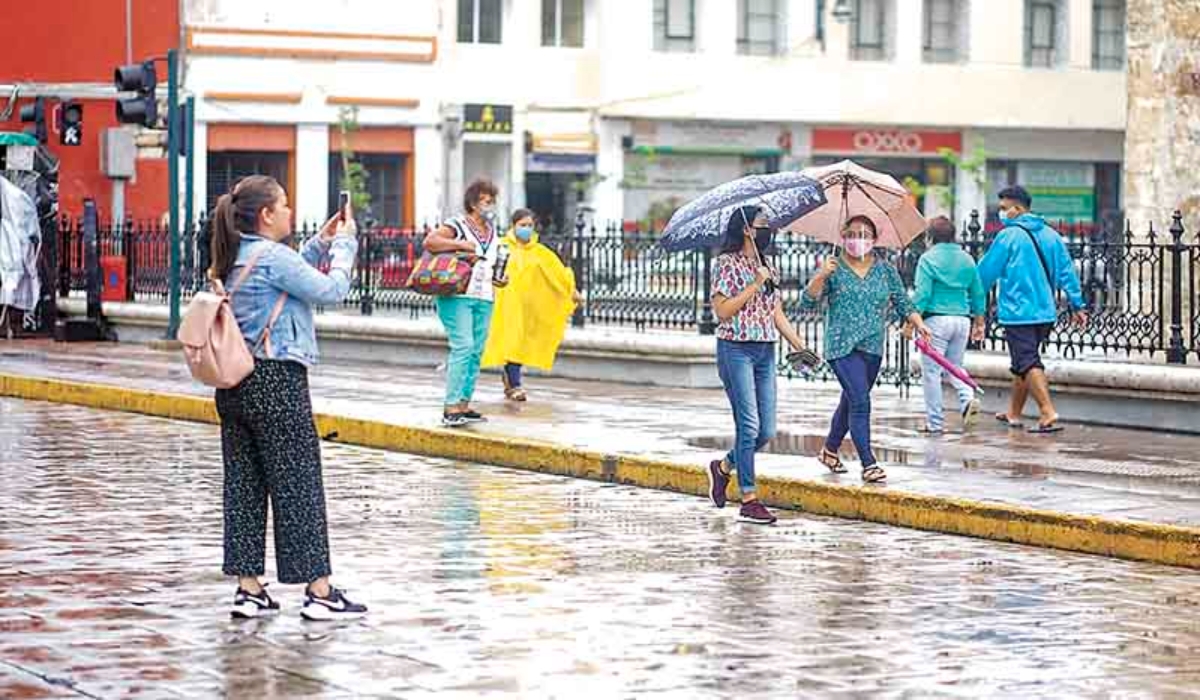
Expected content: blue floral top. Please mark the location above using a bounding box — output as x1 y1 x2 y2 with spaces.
801 259 914 361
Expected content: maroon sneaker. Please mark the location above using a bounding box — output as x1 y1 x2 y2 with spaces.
738 500 777 525
707 460 730 508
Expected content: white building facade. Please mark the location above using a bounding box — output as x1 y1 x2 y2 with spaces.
183 0 1127 231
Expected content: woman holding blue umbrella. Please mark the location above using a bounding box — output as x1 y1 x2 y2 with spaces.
657 171 825 524
705 205 809 525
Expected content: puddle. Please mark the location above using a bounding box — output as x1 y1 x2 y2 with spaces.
687 432 918 465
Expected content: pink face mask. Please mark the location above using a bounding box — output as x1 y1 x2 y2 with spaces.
844 237 874 258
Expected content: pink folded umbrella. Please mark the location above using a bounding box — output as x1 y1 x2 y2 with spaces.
915 337 983 395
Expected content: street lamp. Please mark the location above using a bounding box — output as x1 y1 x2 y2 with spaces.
832 0 854 23
816 0 855 51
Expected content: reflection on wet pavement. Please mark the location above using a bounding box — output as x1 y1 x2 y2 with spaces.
4 343 1200 529
4 397 1200 698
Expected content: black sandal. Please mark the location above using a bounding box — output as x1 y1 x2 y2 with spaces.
862 464 887 483
818 448 848 474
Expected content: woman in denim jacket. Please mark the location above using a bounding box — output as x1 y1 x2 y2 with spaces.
210 175 367 621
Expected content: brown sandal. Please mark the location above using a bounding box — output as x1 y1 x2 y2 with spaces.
504 387 527 402
818 448 848 474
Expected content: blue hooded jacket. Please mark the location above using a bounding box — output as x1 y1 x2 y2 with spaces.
976 213 1084 326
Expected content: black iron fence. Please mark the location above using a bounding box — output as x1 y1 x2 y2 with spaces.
58 210 1200 386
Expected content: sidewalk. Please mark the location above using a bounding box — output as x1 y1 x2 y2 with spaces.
3 340 1200 565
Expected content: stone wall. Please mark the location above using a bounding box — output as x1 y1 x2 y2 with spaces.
1123 0 1200 357
1124 0 1200 231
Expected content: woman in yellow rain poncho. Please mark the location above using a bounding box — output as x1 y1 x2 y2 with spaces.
482 209 581 401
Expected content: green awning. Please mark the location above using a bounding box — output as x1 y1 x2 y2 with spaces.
0 132 37 146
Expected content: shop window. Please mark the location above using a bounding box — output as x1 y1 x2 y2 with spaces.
328 154 406 227
850 0 892 62
543 0 584 47
458 0 502 44
653 0 695 53
1025 0 1066 68
923 0 967 64
1092 0 1125 70
737 0 783 56
206 152 289 214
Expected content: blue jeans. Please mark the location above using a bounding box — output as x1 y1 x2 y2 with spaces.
826 351 883 468
436 296 494 406
716 340 778 495
503 363 522 388
921 315 974 431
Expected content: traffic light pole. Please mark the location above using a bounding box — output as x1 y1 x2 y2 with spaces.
184 94 195 242
165 49 181 340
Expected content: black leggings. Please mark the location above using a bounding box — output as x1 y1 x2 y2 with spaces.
215 359 331 584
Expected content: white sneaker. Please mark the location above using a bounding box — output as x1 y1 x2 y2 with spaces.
230 585 280 619
300 586 368 621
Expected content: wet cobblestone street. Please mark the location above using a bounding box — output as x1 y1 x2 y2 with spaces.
3 396 1200 699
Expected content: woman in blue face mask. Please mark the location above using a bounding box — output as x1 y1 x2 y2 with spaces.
481 209 582 401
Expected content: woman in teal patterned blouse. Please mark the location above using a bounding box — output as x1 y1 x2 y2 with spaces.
802 216 932 483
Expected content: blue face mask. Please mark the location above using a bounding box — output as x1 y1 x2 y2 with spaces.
514 225 534 242
997 208 1012 223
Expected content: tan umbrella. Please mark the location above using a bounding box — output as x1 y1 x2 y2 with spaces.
783 160 928 249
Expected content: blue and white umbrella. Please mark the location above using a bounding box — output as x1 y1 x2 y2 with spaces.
658 171 827 252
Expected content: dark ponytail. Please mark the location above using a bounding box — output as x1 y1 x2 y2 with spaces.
209 175 284 282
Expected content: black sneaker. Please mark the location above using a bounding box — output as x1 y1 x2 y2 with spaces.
442 412 469 428
301 586 368 621
230 585 280 619
461 410 487 424
707 460 730 508
738 500 777 525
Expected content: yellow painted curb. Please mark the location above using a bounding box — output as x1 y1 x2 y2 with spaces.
4 372 1199 570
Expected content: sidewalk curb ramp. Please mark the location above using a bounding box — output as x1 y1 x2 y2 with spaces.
4 372 1199 570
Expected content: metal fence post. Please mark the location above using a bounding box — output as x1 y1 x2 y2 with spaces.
359 229 375 316
698 247 716 335
57 216 72 297
1167 210 1186 364
571 212 586 328
83 201 102 322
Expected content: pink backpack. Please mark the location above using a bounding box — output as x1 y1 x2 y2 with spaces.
178 248 287 389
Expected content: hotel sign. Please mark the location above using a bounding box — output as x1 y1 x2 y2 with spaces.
463 103 513 134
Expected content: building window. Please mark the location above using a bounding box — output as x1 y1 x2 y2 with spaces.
1025 0 1064 68
1092 0 1125 70
543 0 584 47
850 0 890 61
737 0 783 56
923 0 966 64
206 152 289 213
653 0 695 53
329 154 406 227
458 0 502 44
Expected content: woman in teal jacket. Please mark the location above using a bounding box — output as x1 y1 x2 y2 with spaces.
911 216 986 434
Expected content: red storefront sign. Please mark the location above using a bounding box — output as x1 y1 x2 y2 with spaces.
811 128 962 156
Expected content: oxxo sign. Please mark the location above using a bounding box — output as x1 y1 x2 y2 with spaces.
812 128 962 156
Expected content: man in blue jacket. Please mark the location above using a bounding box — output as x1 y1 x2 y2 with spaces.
977 186 1087 433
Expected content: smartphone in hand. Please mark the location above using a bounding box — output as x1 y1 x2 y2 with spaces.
338 190 351 221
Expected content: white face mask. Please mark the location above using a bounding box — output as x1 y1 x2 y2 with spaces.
478 203 496 221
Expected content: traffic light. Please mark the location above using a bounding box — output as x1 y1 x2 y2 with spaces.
19 97 47 144
60 101 83 146
114 60 157 127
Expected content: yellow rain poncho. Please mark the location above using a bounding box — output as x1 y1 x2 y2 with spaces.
481 231 577 371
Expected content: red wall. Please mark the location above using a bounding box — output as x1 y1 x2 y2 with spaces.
0 0 179 222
